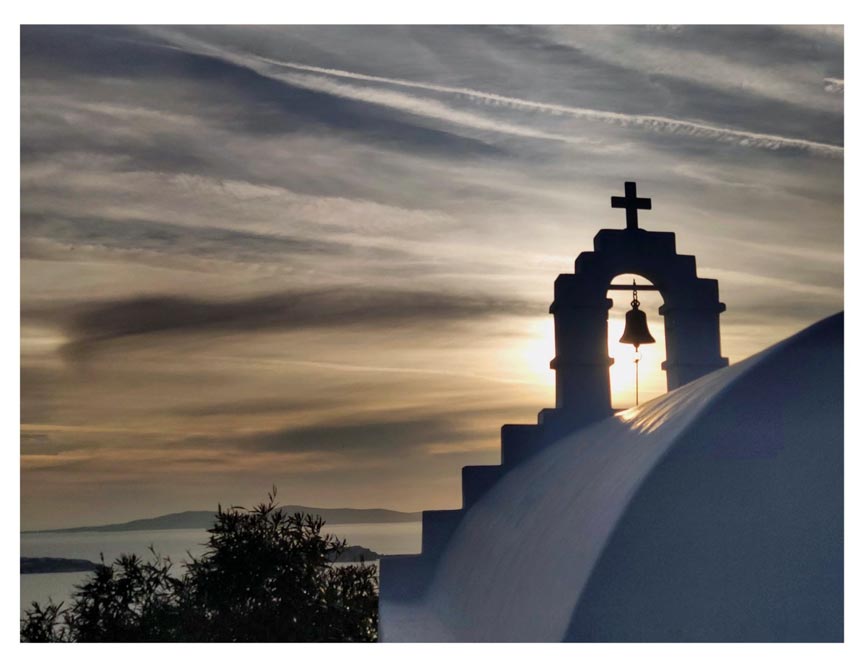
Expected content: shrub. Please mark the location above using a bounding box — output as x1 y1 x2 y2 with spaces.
21 489 378 642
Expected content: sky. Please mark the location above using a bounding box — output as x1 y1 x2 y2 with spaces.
20 25 843 530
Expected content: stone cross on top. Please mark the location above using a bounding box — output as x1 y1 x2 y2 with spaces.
611 181 652 230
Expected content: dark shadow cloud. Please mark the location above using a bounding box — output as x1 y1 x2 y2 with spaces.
27 288 540 359
172 415 478 457
239 418 462 453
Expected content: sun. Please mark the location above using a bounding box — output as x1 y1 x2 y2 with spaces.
520 317 557 387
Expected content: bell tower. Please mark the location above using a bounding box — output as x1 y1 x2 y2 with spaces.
541 181 728 433
379 181 730 607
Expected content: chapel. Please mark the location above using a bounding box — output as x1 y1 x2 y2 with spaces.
379 183 843 642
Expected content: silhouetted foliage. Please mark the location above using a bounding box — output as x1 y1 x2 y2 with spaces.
21 489 378 642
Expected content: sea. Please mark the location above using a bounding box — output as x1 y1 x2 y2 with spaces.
20 522 422 617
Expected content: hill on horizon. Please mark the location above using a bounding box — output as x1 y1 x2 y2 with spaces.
25 505 422 534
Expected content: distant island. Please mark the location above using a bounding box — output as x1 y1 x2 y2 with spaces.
24 506 421 534
22 557 99 574
22 545 380 574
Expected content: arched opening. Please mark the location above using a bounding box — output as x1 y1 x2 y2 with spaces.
607 273 667 409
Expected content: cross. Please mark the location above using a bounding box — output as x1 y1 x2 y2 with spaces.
611 181 652 230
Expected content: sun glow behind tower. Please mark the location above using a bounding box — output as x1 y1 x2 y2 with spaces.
518 285 666 410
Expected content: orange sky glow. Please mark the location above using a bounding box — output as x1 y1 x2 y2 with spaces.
20 26 843 529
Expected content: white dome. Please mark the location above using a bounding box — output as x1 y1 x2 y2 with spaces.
382 313 843 642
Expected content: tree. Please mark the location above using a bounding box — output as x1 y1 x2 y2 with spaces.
21 489 378 642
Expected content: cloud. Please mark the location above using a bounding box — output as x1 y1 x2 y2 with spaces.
780 25 843 44
535 25 844 113
20 432 104 457
20 213 407 266
133 28 594 147
145 28 842 158
170 397 340 418
170 401 518 457
179 417 468 455
30 288 540 359
272 61 841 157
271 71 592 146
824 78 844 93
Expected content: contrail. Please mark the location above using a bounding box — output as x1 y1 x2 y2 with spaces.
261 58 842 158
145 28 842 158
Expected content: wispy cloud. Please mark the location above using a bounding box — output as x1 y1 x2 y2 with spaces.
21 213 369 261
824 78 844 93
146 28 843 158
269 61 842 157
537 25 844 113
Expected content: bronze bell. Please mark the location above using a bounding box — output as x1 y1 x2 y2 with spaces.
619 289 655 350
